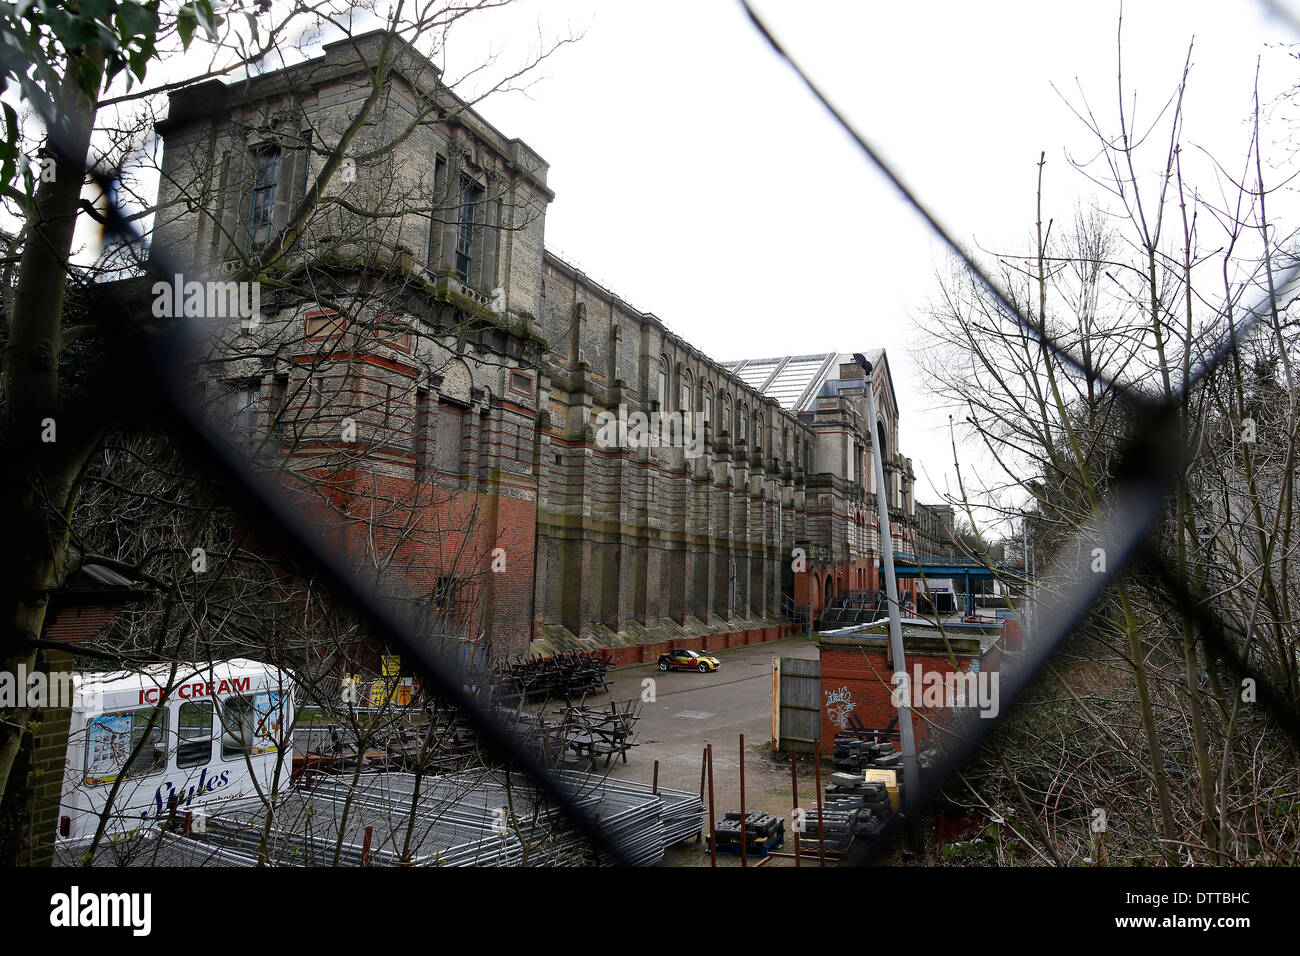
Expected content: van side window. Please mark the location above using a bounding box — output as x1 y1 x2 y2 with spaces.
83 707 168 786
220 692 285 759
177 701 214 768
219 695 256 760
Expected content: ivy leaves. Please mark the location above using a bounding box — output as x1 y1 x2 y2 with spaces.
0 0 221 198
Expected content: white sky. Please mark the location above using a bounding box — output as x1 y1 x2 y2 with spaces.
430 0 1300 518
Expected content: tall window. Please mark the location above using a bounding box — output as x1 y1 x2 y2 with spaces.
300 132 312 195
455 175 484 283
428 155 446 267
414 388 430 476
177 701 214 769
296 372 327 440
248 147 280 250
433 575 458 624
434 401 464 474
226 382 261 452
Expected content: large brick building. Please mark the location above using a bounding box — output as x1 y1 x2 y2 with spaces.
150 31 943 659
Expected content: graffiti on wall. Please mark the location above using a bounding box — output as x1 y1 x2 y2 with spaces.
825 685 857 729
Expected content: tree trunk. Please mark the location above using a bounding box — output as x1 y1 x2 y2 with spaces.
0 55 102 828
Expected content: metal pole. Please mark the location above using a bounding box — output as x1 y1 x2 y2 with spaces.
1026 518 1034 637
738 733 747 867
855 354 921 854
813 739 826 866
698 746 707 842
790 750 801 867
706 744 717 867
652 759 659 795
1023 517 1030 637
771 657 781 751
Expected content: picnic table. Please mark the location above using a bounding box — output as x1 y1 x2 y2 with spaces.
557 700 641 767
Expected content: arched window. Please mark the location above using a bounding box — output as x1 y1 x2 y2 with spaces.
678 368 692 413
721 395 732 436
441 357 473 404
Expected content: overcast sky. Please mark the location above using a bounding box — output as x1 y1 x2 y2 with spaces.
422 0 1300 517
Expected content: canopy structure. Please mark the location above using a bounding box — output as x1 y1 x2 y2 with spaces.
889 556 1024 616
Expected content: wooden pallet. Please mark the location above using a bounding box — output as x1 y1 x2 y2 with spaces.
706 832 786 858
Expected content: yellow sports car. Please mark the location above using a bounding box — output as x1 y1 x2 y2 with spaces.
658 649 721 673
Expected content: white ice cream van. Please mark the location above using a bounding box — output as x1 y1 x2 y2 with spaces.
58 659 295 845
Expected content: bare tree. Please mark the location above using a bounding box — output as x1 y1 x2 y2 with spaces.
917 31 1300 865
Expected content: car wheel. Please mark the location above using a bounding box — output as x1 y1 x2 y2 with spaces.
659 661 669 671
698 661 710 673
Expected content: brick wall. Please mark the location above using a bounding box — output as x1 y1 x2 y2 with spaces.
818 632 991 754
597 622 801 668
294 465 539 655
22 647 74 866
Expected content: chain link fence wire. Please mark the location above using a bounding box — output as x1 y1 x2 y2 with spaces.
11 1 1300 867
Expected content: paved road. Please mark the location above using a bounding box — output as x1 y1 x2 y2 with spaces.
599 636 815 792
589 637 825 865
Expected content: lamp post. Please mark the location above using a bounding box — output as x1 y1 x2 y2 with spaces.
854 353 921 853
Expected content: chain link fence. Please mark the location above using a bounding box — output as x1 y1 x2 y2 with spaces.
10 1 1300 866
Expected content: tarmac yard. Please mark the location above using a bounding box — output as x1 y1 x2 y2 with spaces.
596 636 828 866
